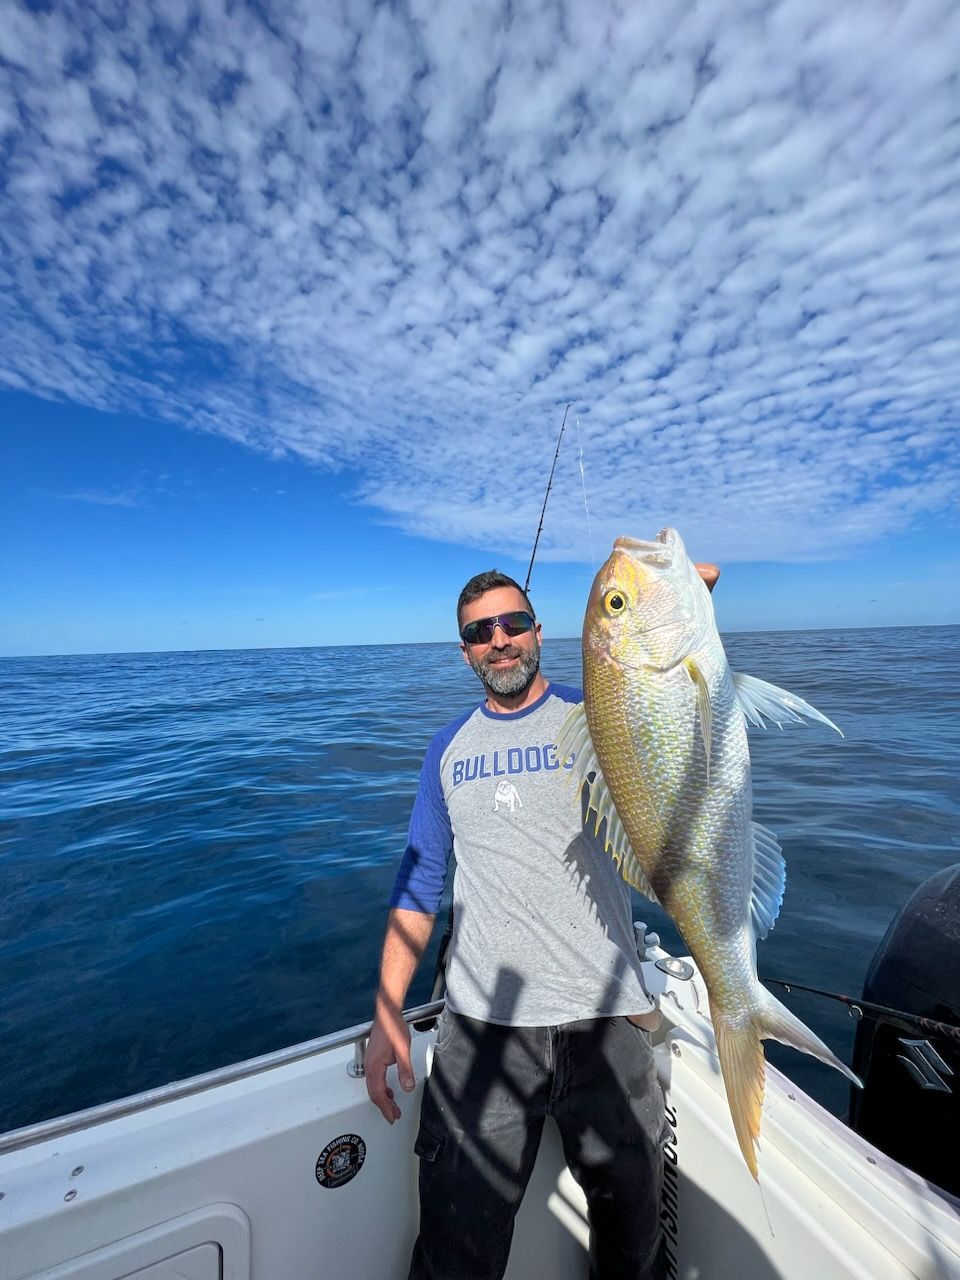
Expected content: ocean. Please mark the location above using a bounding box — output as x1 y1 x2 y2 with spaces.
1 626 958 1134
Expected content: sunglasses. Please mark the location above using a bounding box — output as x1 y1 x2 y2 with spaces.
460 610 536 646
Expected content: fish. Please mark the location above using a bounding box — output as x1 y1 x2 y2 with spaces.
557 527 859 1179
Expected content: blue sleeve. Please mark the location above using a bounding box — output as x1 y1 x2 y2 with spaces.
549 682 584 703
389 730 454 914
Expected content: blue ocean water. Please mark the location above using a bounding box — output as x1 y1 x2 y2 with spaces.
1 627 958 1134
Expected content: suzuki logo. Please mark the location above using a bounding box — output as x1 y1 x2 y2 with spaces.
897 1039 954 1093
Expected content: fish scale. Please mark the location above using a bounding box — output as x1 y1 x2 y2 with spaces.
560 527 858 1179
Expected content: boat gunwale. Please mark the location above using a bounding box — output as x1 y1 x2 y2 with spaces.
0 999 445 1157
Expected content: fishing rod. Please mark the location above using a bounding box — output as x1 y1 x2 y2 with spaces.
764 977 960 1045
524 403 570 596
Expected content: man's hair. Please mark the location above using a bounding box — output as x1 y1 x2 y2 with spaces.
456 570 534 629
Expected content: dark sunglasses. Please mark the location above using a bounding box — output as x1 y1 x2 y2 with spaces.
460 610 536 646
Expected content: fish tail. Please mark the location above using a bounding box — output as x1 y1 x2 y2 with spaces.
757 986 862 1089
714 991 862 1180
713 1014 766 1181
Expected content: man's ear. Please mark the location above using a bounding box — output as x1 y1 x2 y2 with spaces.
460 643 471 665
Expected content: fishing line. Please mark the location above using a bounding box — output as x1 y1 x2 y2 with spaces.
757 1179 776 1240
524 403 570 596
524 402 598 597
574 410 596 578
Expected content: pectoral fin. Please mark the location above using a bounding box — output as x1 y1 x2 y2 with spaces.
556 701 661 903
684 658 713 781
733 672 843 737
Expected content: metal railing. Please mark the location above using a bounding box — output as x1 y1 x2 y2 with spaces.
0 999 445 1157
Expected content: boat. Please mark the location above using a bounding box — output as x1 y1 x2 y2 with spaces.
1 914 958 1280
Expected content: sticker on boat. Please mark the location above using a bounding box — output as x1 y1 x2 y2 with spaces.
315 1134 367 1188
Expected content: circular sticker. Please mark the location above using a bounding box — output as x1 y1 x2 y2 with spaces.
315 1134 367 1189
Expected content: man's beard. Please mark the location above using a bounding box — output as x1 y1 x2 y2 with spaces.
468 638 541 698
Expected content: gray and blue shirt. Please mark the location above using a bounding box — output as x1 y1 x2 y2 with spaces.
390 682 654 1026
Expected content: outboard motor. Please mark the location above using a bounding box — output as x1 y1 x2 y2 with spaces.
849 863 960 1197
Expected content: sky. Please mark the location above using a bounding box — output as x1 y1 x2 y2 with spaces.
2 0 959 656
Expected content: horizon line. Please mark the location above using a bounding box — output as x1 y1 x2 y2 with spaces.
1 619 957 662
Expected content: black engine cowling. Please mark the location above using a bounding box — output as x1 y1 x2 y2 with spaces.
848 863 960 1197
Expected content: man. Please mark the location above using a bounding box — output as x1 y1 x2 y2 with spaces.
366 565 718 1280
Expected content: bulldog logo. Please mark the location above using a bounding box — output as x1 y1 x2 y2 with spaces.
494 780 523 813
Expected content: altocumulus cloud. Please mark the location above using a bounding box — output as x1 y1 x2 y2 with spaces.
1 0 959 562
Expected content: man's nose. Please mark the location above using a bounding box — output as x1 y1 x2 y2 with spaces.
488 621 511 644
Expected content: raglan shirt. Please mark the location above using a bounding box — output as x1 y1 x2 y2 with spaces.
390 682 654 1026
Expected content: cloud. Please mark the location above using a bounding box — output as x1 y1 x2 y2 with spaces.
1 0 959 563
43 487 142 508
34 469 180 508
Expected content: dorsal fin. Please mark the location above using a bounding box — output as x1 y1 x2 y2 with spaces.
556 701 661 903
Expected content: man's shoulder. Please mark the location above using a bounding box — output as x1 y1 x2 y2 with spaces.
421 682 583 765
546 681 584 704
424 703 483 760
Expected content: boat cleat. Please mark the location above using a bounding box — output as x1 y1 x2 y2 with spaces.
639 959 702 1015
635 923 704 1015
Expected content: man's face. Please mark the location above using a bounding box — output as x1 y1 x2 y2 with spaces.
459 586 542 698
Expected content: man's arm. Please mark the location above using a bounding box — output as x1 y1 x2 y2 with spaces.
365 907 436 1123
369 724 454 1122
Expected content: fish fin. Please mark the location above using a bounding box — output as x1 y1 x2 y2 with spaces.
714 990 861 1180
616 835 660 901
556 700 592 786
588 772 659 901
555 702 660 903
713 1014 765 1181
750 822 785 941
555 702 601 822
684 658 713 782
733 672 843 738
758 986 862 1089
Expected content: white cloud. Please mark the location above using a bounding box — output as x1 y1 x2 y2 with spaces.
43 487 142 508
1 0 959 565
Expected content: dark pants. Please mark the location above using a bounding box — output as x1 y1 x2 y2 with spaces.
409 1013 666 1280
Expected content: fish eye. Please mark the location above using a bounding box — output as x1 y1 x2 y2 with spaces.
604 590 627 614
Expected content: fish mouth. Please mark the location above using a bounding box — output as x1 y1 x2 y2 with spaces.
613 528 677 565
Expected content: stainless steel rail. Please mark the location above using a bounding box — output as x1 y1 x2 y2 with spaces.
0 999 445 1157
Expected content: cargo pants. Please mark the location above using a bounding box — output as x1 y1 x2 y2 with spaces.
408 1012 666 1280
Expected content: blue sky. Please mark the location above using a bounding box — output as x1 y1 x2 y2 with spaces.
2 0 959 657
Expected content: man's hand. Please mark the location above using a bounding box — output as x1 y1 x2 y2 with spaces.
364 907 436 1122
365 1002 416 1124
695 562 720 593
